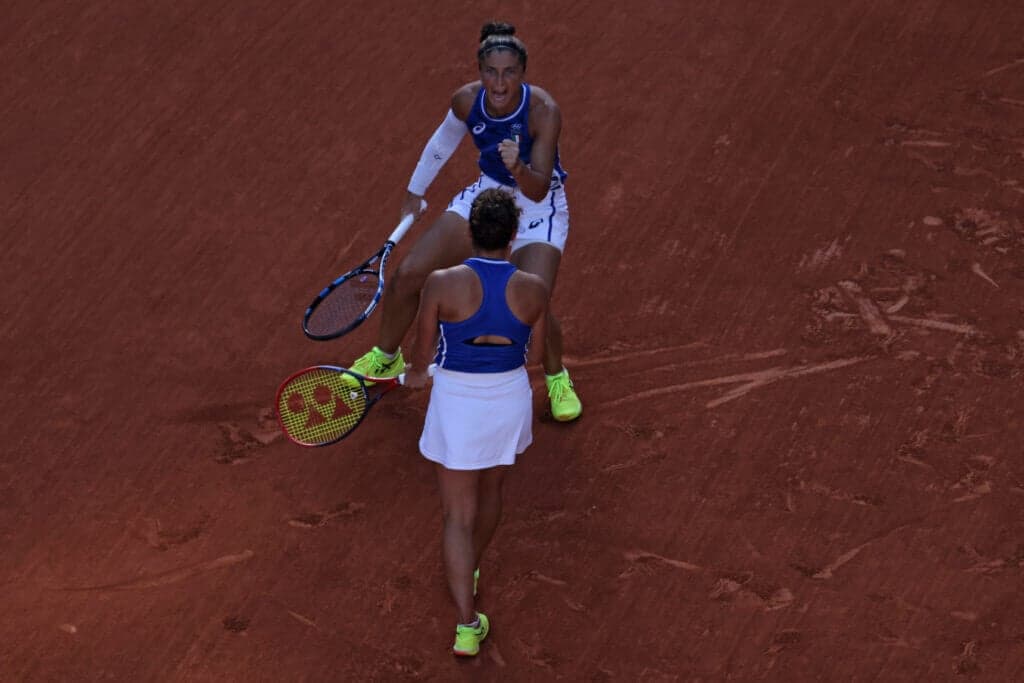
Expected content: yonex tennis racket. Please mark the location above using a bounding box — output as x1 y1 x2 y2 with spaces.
302 201 426 341
276 364 435 447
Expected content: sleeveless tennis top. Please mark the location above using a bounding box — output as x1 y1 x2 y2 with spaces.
434 258 532 373
465 83 568 187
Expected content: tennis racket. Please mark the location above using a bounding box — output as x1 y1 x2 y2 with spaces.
302 201 426 341
276 364 435 447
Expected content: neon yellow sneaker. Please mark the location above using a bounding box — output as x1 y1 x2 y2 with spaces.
473 568 480 597
453 612 489 657
546 368 582 422
350 346 404 384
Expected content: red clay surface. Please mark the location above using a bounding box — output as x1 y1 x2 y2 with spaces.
4 2 1024 680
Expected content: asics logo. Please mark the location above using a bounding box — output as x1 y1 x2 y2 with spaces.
527 219 544 230
472 122 486 134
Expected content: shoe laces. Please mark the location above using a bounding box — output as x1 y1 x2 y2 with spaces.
357 348 395 375
456 624 481 635
547 373 573 401
370 354 391 374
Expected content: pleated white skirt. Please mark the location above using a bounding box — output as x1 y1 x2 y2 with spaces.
419 366 533 470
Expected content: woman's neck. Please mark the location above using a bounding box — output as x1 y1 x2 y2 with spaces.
472 247 510 260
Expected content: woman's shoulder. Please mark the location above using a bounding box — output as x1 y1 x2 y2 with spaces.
509 270 549 299
527 84 558 109
450 82 483 119
429 263 475 289
506 270 548 323
526 84 560 126
432 261 472 277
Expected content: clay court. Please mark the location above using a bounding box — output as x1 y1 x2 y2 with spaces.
3 1 1024 680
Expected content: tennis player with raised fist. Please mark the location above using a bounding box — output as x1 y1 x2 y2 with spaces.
349 20 582 423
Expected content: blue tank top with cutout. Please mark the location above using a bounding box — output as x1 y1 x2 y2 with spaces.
434 258 532 373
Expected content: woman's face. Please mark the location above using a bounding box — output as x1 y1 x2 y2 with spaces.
479 49 524 117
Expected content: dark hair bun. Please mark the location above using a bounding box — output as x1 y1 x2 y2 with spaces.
479 21 516 42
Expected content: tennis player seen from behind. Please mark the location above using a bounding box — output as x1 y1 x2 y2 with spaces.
349 19 581 422
403 188 548 657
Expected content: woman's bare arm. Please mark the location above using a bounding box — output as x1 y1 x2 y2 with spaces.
500 89 561 202
406 271 445 387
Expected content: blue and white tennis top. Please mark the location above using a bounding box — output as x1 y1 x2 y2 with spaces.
465 83 568 186
434 258 532 373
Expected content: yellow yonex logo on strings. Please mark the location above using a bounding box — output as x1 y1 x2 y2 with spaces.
278 369 366 445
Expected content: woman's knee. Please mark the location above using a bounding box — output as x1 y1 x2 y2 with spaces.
389 259 430 298
442 505 477 531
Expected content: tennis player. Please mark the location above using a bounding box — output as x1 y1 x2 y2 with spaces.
403 188 547 656
351 20 581 422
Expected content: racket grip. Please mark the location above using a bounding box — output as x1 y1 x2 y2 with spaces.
397 362 436 385
388 199 428 244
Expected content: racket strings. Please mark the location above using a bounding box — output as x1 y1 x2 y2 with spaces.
305 273 379 337
277 368 369 445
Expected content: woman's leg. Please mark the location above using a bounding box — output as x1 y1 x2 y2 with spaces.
474 466 508 571
509 242 563 375
435 464 480 625
377 212 472 354
511 242 582 421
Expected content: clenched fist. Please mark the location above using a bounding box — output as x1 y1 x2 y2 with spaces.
497 138 524 176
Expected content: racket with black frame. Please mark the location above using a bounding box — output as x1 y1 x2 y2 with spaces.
301 201 426 341
276 364 435 447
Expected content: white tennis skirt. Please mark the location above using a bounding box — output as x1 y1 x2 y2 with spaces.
419 366 533 471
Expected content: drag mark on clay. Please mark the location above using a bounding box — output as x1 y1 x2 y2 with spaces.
800 480 881 507
810 518 922 580
215 408 282 464
287 610 318 629
623 549 701 572
798 237 845 271
564 340 709 368
822 312 979 336
983 57 1024 78
568 343 789 370
601 449 665 473
970 262 999 288
810 542 870 580
814 252 989 340
886 315 978 335
288 501 365 528
899 140 952 148
890 123 1024 194
709 578 795 612
606 357 870 410
130 516 210 550
837 280 892 336
56 550 254 591
527 570 568 586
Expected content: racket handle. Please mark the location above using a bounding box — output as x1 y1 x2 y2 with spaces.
397 362 436 385
388 199 428 244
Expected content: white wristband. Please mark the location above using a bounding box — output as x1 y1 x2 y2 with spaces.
407 109 466 195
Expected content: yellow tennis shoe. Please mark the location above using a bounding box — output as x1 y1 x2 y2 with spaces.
546 368 582 422
350 346 405 384
453 612 489 657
